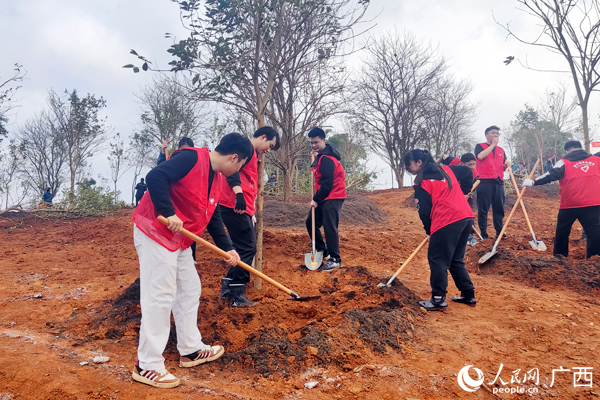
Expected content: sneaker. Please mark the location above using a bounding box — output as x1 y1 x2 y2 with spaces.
467 235 478 246
495 233 507 240
418 296 447 311
132 362 181 388
180 345 225 368
320 258 341 271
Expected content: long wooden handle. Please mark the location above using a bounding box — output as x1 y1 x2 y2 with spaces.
508 168 535 234
387 237 429 284
492 159 540 249
465 179 481 198
157 215 297 297
310 153 316 254
165 147 170 161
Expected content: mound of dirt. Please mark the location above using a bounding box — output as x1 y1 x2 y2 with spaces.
264 193 387 228
59 266 423 378
472 247 600 294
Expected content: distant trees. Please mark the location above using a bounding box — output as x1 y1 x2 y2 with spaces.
0 63 26 140
351 31 477 187
500 0 600 152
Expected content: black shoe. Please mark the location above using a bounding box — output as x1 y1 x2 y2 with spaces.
418 296 447 311
495 233 507 240
219 277 231 299
451 290 476 307
228 285 256 307
321 258 342 271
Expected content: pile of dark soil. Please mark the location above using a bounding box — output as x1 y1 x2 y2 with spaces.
264 193 387 228
473 247 600 294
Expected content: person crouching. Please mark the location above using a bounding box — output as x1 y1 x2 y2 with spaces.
404 149 477 311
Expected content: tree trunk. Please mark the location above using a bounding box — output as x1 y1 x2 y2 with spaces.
394 166 404 188
254 115 266 290
581 105 590 153
282 158 296 202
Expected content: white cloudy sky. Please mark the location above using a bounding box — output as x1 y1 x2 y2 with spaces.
1 0 596 197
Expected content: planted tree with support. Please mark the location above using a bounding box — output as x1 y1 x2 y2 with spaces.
499 0 600 152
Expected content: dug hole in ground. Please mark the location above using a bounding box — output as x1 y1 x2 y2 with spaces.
0 187 598 399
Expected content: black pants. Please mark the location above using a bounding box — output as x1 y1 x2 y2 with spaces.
428 218 475 297
135 196 142 206
476 180 505 238
554 205 600 258
220 205 256 285
305 199 344 261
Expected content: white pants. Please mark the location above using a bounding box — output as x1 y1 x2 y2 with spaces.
133 224 206 370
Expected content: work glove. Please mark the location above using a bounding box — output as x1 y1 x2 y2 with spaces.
235 193 247 212
522 178 534 187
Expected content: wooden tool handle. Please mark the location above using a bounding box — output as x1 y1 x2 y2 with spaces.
508 168 534 234
165 147 170 161
157 215 295 296
493 159 540 247
390 237 429 279
465 179 480 198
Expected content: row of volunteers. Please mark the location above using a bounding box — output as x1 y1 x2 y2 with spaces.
128 123 600 389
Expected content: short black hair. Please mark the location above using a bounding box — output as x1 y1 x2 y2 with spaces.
178 137 194 148
460 153 477 163
308 127 326 139
485 125 500 135
46 188 51 191
215 132 254 162
254 126 280 151
140 178 144 183
564 140 582 152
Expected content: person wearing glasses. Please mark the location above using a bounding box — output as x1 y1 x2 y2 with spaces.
474 125 510 240
306 127 347 271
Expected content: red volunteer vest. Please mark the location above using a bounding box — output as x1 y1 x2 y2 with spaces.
219 150 258 216
312 154 347 200
420 166 474 234
472 168 479 180
559 155 600 209
476 143 506 179
132 147 222 251
449 158 460 166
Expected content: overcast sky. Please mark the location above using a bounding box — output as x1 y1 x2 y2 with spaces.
1 0 596 197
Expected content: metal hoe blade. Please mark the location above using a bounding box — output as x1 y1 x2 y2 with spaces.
287 290 321 301
529 239 547 251
304 251 323 271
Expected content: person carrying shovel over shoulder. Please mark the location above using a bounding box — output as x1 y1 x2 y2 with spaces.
306 127 347 271
404 149 476 311
131 133 253 389
475 125 510 240
218 126 280 307
523 140 600 258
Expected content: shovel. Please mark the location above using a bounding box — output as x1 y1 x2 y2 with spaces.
508 169 547 251
479 159 541 264
158 216 320 301
378 237 428 287
304 153 323 270
465 180 483 241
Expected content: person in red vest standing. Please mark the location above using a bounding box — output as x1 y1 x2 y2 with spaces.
306 127 347 271
218 126 280 307
131 133 253 389
404 149 476 311
523 140 600 258
475 125 510 239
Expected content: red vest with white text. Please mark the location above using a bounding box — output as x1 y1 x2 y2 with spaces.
132 147 222 251
219 150 258 216
559 155 600 209
420 166 474 234
476 143 506 179
312 155 347 200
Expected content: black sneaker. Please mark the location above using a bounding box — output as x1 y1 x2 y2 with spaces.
495 233 507 240
418 296 447 311
451 290 476 307
321 258 342 271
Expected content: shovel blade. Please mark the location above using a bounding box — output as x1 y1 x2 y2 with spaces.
478 249 497 264
529 239 547 251
304 251 323 271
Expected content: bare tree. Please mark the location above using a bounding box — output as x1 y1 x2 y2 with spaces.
0 63 26 140
0 141 30 208
47 89 109 191
107 133 130 202
16 111 67 197
352 31 447 187
136 75 209 150
499 0 600 152
422 76 478 158
127 131 155 204
538 82 578 156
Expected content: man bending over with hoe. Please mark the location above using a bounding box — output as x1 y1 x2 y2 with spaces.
404 149 476 311
219 126 280 307
306 127 347 271
131 133 253 388
523 140 600 258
